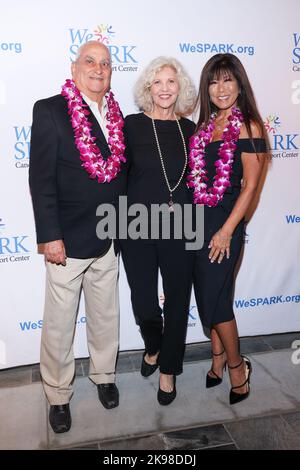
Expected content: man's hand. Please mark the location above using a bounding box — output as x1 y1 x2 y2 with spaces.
44 240 67 265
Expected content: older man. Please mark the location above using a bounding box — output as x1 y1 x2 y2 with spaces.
29 41 126 433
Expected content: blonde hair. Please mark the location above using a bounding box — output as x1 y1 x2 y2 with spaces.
134 56 196 115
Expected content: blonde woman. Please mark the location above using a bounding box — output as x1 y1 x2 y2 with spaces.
120 57 196 405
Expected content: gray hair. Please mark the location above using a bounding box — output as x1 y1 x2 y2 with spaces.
74 40 110 61
134 56 197 115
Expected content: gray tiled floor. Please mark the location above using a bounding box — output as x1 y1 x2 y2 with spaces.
0 384 48 450
0 366 32 388
262 332 300 350
224 415 300 450
162 425 233 450
281 411 300 432
0 333 299 450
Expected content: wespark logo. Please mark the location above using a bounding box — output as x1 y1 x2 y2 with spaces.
19 316 86 332
264 115 299 160
292 33 300 72
0 41 22 54
188 305 198 328
235 294 300 309
94 24 115 44
68 25 138 72
264 115 281 135
14 126 31 169
179 42 254 56
291 35 300 104
285 215 300 224
0 218 30 264
160 294 198 328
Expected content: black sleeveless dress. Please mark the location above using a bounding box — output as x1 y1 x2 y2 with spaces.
193 138 267 328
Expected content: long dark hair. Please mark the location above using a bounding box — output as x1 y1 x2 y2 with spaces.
195 53 267 145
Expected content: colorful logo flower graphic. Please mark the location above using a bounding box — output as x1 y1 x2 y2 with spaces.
264 115 281 134
94 24 115 44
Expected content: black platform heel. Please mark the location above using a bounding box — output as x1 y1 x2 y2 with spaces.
228 355 252 405
141 351 159 377
206 350 227 388
157 376 176 406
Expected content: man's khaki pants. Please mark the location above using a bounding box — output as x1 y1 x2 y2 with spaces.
40 243 119 405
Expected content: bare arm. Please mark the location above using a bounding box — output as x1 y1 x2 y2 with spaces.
209 124 265 263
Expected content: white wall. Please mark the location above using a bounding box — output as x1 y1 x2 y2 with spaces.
0 0 299 368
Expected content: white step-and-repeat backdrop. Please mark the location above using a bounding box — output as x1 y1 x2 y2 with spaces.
1 0 299 368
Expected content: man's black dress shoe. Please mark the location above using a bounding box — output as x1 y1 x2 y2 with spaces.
49 404 71 433
141 352 159 377
157 377 176 406
97 383 119 409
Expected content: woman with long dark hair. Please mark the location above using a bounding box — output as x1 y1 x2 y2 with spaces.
188 53 268 404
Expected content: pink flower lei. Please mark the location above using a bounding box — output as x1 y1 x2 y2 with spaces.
187 107 244 207
61 79 126 183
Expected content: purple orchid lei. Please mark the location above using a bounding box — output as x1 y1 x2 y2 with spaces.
187 107 244 207
61 79 126 183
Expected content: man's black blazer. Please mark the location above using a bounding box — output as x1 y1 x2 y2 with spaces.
29 94 127 259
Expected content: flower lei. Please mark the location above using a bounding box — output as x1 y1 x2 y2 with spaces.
61 79 126 183
187 107 244 207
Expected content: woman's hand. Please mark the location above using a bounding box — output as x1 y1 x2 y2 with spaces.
208 229 232 264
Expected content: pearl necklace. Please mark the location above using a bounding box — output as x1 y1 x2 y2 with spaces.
151 115 188 211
